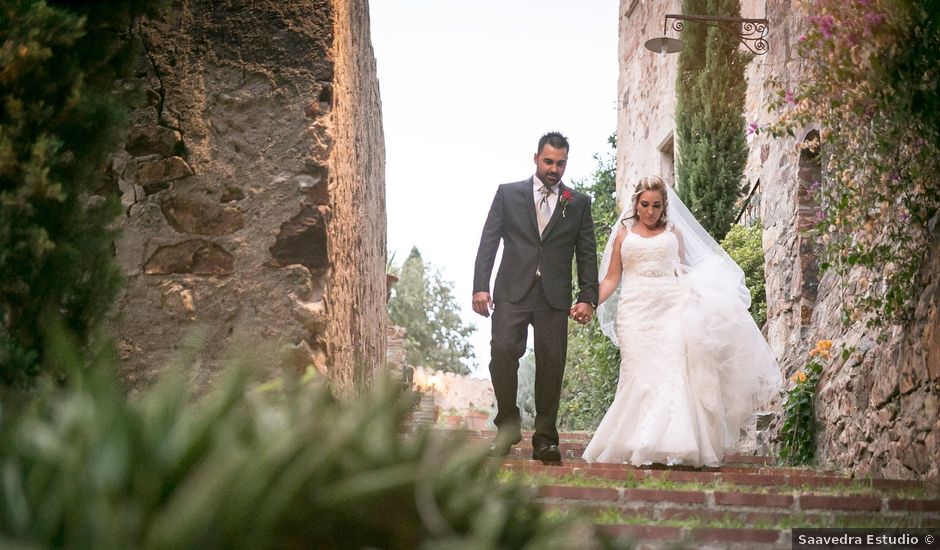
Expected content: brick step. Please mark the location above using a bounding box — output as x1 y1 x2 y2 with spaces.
536 485 940 548
535 484 940 516
502 458 844 478
597 523 788 549
490 441 776 465
501 461 928 492
435 429 594 444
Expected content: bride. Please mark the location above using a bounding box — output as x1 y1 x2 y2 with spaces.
582 175 781 467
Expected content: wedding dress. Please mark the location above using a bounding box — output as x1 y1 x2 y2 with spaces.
583 188 781 467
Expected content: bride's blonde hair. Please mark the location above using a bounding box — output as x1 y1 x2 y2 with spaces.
624 175 669 228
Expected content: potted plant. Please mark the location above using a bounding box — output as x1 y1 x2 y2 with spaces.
441 407 464 429
464 404 491 431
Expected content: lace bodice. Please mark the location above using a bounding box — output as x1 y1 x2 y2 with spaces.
620 228 679 277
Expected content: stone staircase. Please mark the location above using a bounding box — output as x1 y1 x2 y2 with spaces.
460 430 940 549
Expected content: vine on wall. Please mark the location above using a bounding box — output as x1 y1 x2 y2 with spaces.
766 0 940 327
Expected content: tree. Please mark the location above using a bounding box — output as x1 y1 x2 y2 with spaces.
674 0 750 240
388 247 475 375
558 135 621 431
0 0 160 386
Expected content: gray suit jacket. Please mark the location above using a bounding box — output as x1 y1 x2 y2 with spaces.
473 178 598 310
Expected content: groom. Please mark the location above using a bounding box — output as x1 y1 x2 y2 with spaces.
472 131 598 462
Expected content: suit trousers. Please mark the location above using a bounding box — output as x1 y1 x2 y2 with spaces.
489 276 568 449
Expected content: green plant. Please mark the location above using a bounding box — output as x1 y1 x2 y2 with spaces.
560 135 620 431
0 0 161 385
779 340 832 465
0 331 595 549
766 0 940 327
720 222 767 327
674 0 751 240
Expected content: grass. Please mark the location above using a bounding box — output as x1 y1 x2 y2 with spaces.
497 468 934 500
562 505 940 530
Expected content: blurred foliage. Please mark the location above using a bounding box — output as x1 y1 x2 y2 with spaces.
388 247 475 375
766 0 940 327
674 0 750 240
720 222 767 327
0 328 621 549
0 0 163 386
559 135 620 431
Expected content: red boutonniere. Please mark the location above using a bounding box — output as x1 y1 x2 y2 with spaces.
560 190 574 217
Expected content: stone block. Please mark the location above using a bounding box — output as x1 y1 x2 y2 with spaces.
870 360 899 408
135 156 193 189
268 205 329 271
126 125 183 157
162 194 245 236
144 240 234 275
290 294 328 334
926 304 940 382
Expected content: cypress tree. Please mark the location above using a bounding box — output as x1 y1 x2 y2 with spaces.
0 0 159 385
674 0 750 239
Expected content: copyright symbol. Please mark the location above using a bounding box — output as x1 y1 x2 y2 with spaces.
926 534 935 544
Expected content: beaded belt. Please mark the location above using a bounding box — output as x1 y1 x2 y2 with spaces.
632 270 673 278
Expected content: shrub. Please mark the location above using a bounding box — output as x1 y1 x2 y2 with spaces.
778 340 832 465
720 222 768 327
675 0 751 240
559 136 620 432
0 0 159 385
0 334 599 548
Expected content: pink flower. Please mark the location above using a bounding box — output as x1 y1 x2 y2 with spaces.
746 122 760 136
798 34 807 42
814 14 835 39
864 12 884 26
785 89 795 105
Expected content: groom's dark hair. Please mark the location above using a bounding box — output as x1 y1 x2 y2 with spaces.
537 131 569 153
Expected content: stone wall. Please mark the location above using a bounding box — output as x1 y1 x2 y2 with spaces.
110 0 385 395
616 0 682 195
811 237 940 480
740 0 819 375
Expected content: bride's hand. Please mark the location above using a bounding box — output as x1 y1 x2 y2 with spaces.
570 302 594 324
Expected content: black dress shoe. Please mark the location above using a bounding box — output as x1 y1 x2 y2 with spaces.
532 444 562 463
488 431 523 457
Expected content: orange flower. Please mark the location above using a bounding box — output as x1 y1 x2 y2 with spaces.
809 339 833 358
790 371 808 384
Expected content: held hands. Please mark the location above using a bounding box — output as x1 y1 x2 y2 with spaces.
472 291 495 318
569 302 595 324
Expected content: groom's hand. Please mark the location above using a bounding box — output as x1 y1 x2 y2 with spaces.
472 291 494 318
570 302 595 324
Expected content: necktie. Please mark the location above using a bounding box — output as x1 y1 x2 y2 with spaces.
537 185 554 236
